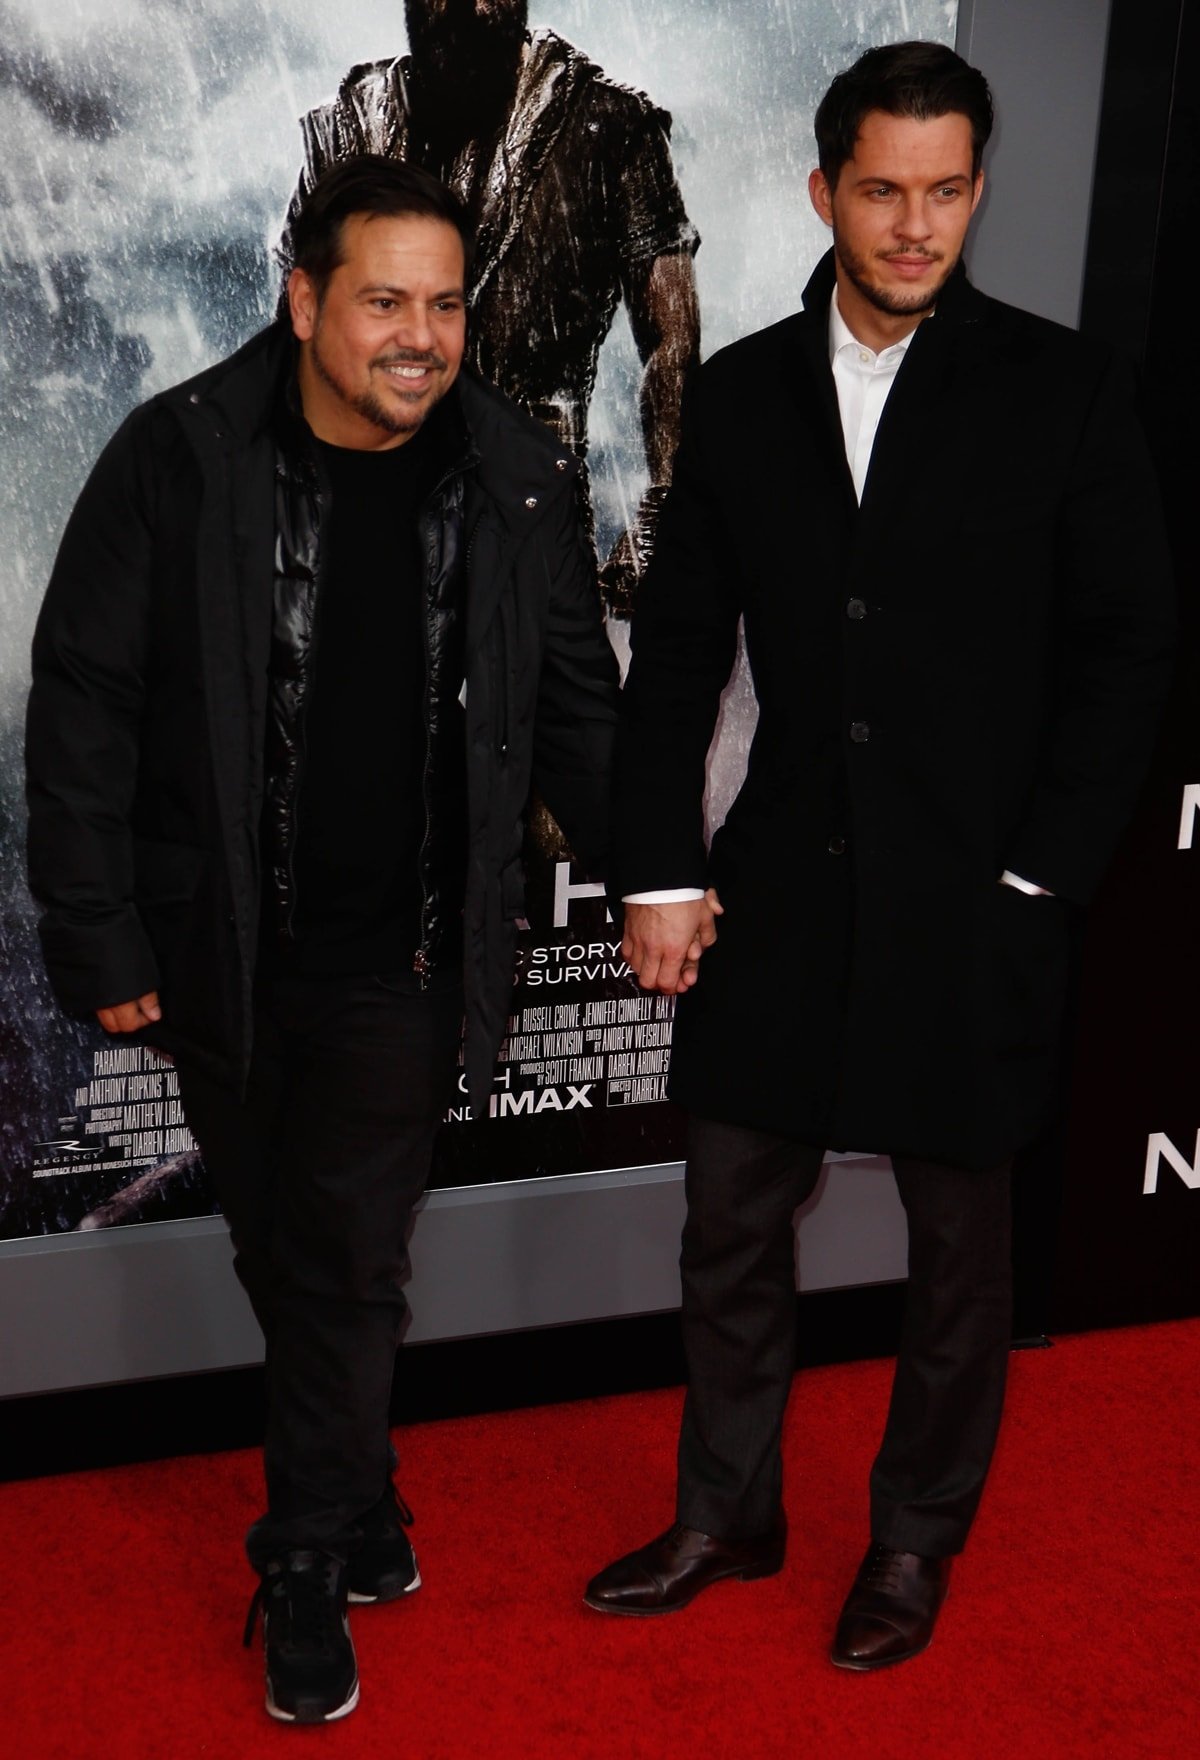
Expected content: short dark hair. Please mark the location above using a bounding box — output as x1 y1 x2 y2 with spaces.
814 41 993 188
290 154 474 299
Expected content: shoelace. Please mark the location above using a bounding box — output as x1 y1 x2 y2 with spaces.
859 1544 906 1594
243 1554 340 1652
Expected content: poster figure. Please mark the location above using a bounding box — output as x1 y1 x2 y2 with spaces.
279 0 701 615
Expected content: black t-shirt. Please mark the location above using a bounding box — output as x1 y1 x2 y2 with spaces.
270 407 463 976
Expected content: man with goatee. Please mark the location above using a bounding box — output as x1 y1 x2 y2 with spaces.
280 0 700 614
28 156 618 1724
584 41 1174 1671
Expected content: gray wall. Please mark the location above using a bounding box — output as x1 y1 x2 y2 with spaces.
0 0 1113 1401
0 1157 909 1397
957 0 1112 326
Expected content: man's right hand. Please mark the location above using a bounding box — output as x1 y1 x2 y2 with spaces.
622 891 723 995
96 992 162 1034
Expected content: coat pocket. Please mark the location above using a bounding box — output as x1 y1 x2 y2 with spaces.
986 883 1071 1061
132 837 206 909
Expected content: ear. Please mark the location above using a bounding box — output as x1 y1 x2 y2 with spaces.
288 268 319 342
970 170 985 215
808 167 834 228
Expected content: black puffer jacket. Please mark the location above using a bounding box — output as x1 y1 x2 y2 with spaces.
26 322 619 1109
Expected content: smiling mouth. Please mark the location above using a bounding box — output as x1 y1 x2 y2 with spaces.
374 355 446 382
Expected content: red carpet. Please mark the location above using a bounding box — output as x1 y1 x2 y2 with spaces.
3 1319 1196 1759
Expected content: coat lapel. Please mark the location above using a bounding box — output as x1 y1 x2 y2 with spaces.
855 266 988 532
786 255 859 516
856 315 958 526
789 320 859 515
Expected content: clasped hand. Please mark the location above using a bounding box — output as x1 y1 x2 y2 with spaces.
621 889 724 995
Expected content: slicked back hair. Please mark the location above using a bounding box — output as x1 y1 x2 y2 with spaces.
814 41 993 188
290 154 474 302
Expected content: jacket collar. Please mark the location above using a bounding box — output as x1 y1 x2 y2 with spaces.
787 252 854 506
161 321 292 448
799 247 838 321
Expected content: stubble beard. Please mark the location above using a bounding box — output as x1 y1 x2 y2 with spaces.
834 234 959 320
310 334 449 441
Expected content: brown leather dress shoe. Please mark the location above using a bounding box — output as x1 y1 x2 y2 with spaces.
830 1541 951 1670
584 1516 786 1615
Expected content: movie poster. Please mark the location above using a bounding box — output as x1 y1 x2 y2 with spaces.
0 1 957 1237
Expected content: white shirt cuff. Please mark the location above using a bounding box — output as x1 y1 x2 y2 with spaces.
622 888 706 904
999 870 1053 896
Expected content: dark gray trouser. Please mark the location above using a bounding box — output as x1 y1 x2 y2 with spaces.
676 1113 1013 1558
175 966 463 1570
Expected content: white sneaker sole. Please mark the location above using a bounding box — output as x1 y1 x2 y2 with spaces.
265 1676 360 1724
347 1562 422 1605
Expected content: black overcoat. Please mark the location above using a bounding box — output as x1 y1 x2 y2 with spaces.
615 254 1174 1169
26 324 619 1110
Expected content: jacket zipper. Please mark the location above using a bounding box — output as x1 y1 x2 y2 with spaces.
413 498 441 987
413 446 480 983
283 461 327 943
283 461 329 943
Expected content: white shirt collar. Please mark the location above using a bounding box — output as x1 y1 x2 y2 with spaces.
827 284 920 367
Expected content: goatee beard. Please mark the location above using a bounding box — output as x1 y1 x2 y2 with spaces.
311 335 447 440
835 237 957 319
405 2 528 167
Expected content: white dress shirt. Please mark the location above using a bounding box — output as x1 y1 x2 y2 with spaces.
624 289 1047 903
828 285 916 502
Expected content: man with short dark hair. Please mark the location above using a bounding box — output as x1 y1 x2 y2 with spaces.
585 41 1173 1668
26 154 619 1724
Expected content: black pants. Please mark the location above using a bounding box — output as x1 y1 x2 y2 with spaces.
676 1114 1013 1558
176 967 464 1569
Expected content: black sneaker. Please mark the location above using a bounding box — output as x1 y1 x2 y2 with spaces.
347 1483 422 1605
243 1550 359 1724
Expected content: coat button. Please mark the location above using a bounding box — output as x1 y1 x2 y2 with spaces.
849 721 870 743
555 458 569 471
525 496 538 509
828 836 846 856
188 392 200 404
846 598 867 620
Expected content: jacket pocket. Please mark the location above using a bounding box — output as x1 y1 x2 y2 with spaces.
132 837 206 908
